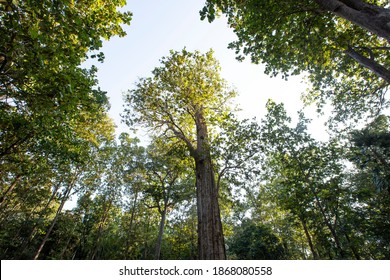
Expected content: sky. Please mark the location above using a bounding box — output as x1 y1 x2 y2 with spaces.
91 0 328 141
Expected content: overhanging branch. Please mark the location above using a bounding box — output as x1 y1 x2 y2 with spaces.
345 46 390 84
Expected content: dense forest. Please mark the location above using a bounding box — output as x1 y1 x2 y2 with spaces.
1 0 389 260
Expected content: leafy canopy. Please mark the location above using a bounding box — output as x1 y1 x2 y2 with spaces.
123 49 237 145
200 0 389 121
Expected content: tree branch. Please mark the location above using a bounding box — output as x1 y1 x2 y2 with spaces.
345 46 390 83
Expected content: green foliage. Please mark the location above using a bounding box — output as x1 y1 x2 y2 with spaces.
1 1 389 260
201 0 390 121
212 115 262 187
161 203 198 260
143 138 195 210
228 220 288 260
0 0 130 259
0 0 129 165
124 49 237 260
349 115 390 194
123 48 237 141
251 100 390 259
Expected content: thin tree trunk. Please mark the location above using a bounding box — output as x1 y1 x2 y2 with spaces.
125 189 139 259
33 176 77 260
19 181 62 258
308 185 346 258
143 216 151 259
314 0 390 41
0 133 32 159
344 232 361 260
296 159 346 259
155 206 167 260
0 175 21 208
345 47 390 83
299 216 319 259
91 199 113 260
59 235 73 259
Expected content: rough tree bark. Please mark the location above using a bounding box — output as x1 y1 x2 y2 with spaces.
168 104 226 259
193 107 226 260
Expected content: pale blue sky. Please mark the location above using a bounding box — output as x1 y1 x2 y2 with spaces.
92 0 327 140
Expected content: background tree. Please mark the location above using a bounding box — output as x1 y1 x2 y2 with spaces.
349 114 390 195
0 0 131 181
160 202 198 259
227 219 288 260
257 101 343 258
255 100 389 259
346 115 390 258
143 138 194 259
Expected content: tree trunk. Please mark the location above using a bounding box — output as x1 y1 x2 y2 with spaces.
168 104 226 259
0 175 21 208
155 206 167 260
299 216 319 259
143 216 151 259
314 0 390 42
345 47 390 83
0 133 32 159
298 163 346 258
19 181 62 258
33 183 73 260
59 234 73 259
308 185 346 258
91 198 113 260
193 107 226 260
344 232 361 260
124 189 138 259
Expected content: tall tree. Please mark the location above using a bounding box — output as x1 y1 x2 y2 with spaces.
123 49 237 259
313 0 390 41
201 0 389 78
347 115 390 258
